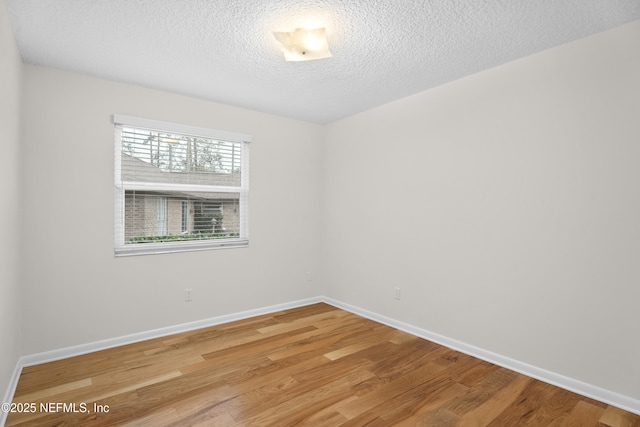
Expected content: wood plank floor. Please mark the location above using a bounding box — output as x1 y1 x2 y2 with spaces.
6 303 640 426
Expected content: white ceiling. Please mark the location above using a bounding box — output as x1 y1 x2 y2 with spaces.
6 1 640 124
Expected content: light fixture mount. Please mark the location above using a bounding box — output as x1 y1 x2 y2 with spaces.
273 27 332 62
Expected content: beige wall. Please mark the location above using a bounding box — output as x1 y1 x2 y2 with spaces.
0 0 22 404
321 20 640 400
20 65 323 354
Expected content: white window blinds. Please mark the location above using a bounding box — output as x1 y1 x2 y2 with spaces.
114 115 250 256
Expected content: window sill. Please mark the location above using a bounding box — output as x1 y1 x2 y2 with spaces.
114 239 249 257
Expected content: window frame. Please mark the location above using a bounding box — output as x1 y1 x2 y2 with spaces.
113 114 250 256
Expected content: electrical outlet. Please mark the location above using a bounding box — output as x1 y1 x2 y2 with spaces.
394 287 401 300
185 289 193 302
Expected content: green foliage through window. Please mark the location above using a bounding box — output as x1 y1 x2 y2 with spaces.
128 232 240 244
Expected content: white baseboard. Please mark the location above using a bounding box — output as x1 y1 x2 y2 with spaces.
3 295 639 423
322 296 640 416
1 296 322 427
20 296 323 368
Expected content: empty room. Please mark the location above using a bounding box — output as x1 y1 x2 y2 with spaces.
1 1 639 426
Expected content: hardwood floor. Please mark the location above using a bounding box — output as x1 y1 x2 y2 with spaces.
6 303 640 426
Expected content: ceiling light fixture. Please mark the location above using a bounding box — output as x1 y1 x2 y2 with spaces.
273 27 332 62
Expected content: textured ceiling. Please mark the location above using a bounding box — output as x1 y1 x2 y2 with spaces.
6 0 640 124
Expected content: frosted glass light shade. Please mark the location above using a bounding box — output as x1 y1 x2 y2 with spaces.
273 27 332 62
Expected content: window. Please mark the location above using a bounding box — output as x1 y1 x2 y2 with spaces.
157 197 167 235
181 200 188 233
113 115 250 256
